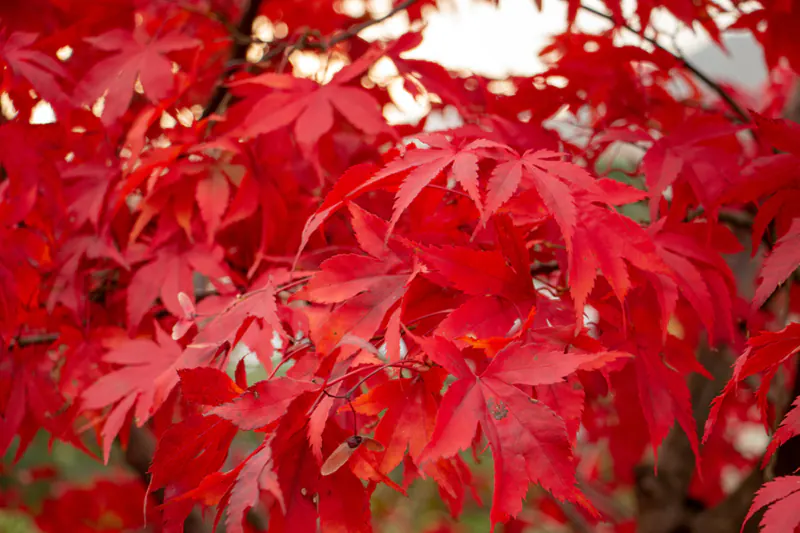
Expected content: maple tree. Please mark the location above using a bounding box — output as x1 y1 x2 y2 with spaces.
3 0 800 532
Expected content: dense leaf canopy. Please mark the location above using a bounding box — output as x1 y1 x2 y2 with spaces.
2 1 800 532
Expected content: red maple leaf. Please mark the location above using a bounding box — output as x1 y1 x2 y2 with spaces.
743 476 800 533
766 396 800 464
705 323 800 441
0 31 70 105
75 26 198 125
81 323 223 461
754 218 800 308
297 206 420 358
350 367 446 474
566 195 672 324
416 336 624 528
224 67 391 144
650 220 739 343
127 241 231 331
207 378 317 431
419 243 534 302
369 134 488 233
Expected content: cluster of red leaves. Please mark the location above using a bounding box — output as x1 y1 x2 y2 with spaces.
1 0 800 532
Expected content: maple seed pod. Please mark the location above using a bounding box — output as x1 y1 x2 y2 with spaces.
320 435 384 476
172 292 197 340
177 291 196 318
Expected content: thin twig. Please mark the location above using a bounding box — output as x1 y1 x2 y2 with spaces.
259 0 420 64
577 3 751 124
8 332 60 348
201 0 266 120
328 0 419 48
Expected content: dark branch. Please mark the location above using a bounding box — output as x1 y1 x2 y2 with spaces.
328 0 420 48
258 0 420 64
8 332 60 348
201 0 266 120
200 0 419 122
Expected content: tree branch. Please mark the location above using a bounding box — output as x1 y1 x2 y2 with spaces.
257 0 420 64
576 3 751 124
200 0 418 121
8 332 59 348
328 0 420 48
201 0 266 120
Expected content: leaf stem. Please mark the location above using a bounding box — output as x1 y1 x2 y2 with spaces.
201 0 266 120
259 0 421 64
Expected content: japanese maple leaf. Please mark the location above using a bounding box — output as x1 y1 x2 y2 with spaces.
81 323 222 460
435 295 534 346
765 396 800 464
457 304 537 358
754 218 800 308
751 111 800 157
46 234 128 319
566 197 673 324
294 158 430 265
725 153 800 214
194 160 241 243
629 347 699 464
300 254 405 304
483 148 601 258
191 279 286 350
231 391 372 533
75 26 199 125
224 68 390 144
348 368 476 507
0 226 46 333
536 376 585 444
743 476 800 533
149 368 248 525
704 323 800 442
305 264 417 358
641 118 744 219
0 347 88 461
215 442 284 533
177 366 245 406
562 1 722 46
370 134 488 233
207 378 318 431
417 336 627 528
650 220 739 343
418 243 534 302
127 242 231 332
297 208 419 357
149 413 239 499
350 368 447 474
0 122 57 225
61 164 116 229
722 124 800 257
0 31 70 105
